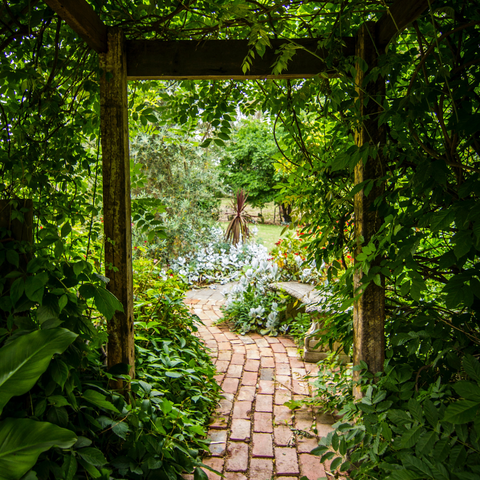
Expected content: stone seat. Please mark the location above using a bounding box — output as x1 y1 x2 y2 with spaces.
270 281 351 364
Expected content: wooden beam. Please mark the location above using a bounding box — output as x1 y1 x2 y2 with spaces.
353 23 386 393
376 0 436 46
126 38 356 80
100 27 135 389
45 0 107 53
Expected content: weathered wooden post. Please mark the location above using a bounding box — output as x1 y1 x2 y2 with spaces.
100 27 135 388
353 22 386 390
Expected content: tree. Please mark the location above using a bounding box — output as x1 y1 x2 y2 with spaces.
131 123 225 259
219 117 283 208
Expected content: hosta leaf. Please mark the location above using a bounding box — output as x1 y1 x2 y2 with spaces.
0 328 77 414
0 418 76 480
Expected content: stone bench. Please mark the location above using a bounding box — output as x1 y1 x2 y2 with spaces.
270 281 350 364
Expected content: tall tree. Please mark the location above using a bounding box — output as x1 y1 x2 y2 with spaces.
219 117 283 208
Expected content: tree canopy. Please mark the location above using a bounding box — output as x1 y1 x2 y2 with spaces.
218 117 282 207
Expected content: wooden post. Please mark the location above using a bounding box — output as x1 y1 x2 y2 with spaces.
353 23 386 389
100 27 135 388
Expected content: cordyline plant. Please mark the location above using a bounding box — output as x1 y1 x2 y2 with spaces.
225 190 251 245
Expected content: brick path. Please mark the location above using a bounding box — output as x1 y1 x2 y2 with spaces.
183 287 334 480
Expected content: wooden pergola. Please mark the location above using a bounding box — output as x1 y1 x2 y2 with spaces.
45 0 434 389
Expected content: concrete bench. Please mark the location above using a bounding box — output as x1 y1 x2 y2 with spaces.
270 281 350 364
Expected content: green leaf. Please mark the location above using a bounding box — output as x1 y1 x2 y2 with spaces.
424 400 438 427
62 454 77 480
25 272 49 304
77 458 101 478
58 294 68 312
387 469 423 480
82 389 120 413
0 418 76 480
430 208 454 232
453 381 480 401
408 398 423 423
77 447 107 467
453 230 472 259
416 431 436 455
463 355 480 382
0 328 77 414
48 395 70 407
112 421 129 440
194 467 209 480
443 399 480 424
37 304 59 324
6 249 19 268
80 284 124 320
399 426 422 449
10 277 24 306
330 457 343 471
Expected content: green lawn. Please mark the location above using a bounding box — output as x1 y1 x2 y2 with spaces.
219 222 285 253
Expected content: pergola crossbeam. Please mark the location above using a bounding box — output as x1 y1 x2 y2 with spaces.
126 38 356 80
44 0 107 53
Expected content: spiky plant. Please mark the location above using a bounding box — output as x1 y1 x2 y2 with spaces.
225 190 251 245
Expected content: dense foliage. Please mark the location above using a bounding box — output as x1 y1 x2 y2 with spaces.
131 124 224 260
218 118 282 207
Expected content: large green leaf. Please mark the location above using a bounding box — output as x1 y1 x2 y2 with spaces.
0 328 77 414
0 418 77 480
79 283 124 320
443 399 480 424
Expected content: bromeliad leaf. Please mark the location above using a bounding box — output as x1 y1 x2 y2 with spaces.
0 418 76 480
0 328 77 414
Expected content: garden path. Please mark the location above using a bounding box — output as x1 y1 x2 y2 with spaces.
183 286 334 480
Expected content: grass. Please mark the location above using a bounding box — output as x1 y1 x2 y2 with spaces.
219 221 285 253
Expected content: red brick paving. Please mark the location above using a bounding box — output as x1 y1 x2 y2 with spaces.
184 294 335 480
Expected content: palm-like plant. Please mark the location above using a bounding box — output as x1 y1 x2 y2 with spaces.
225 190 251 245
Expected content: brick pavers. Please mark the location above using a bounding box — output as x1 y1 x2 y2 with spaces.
184 289 334 480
